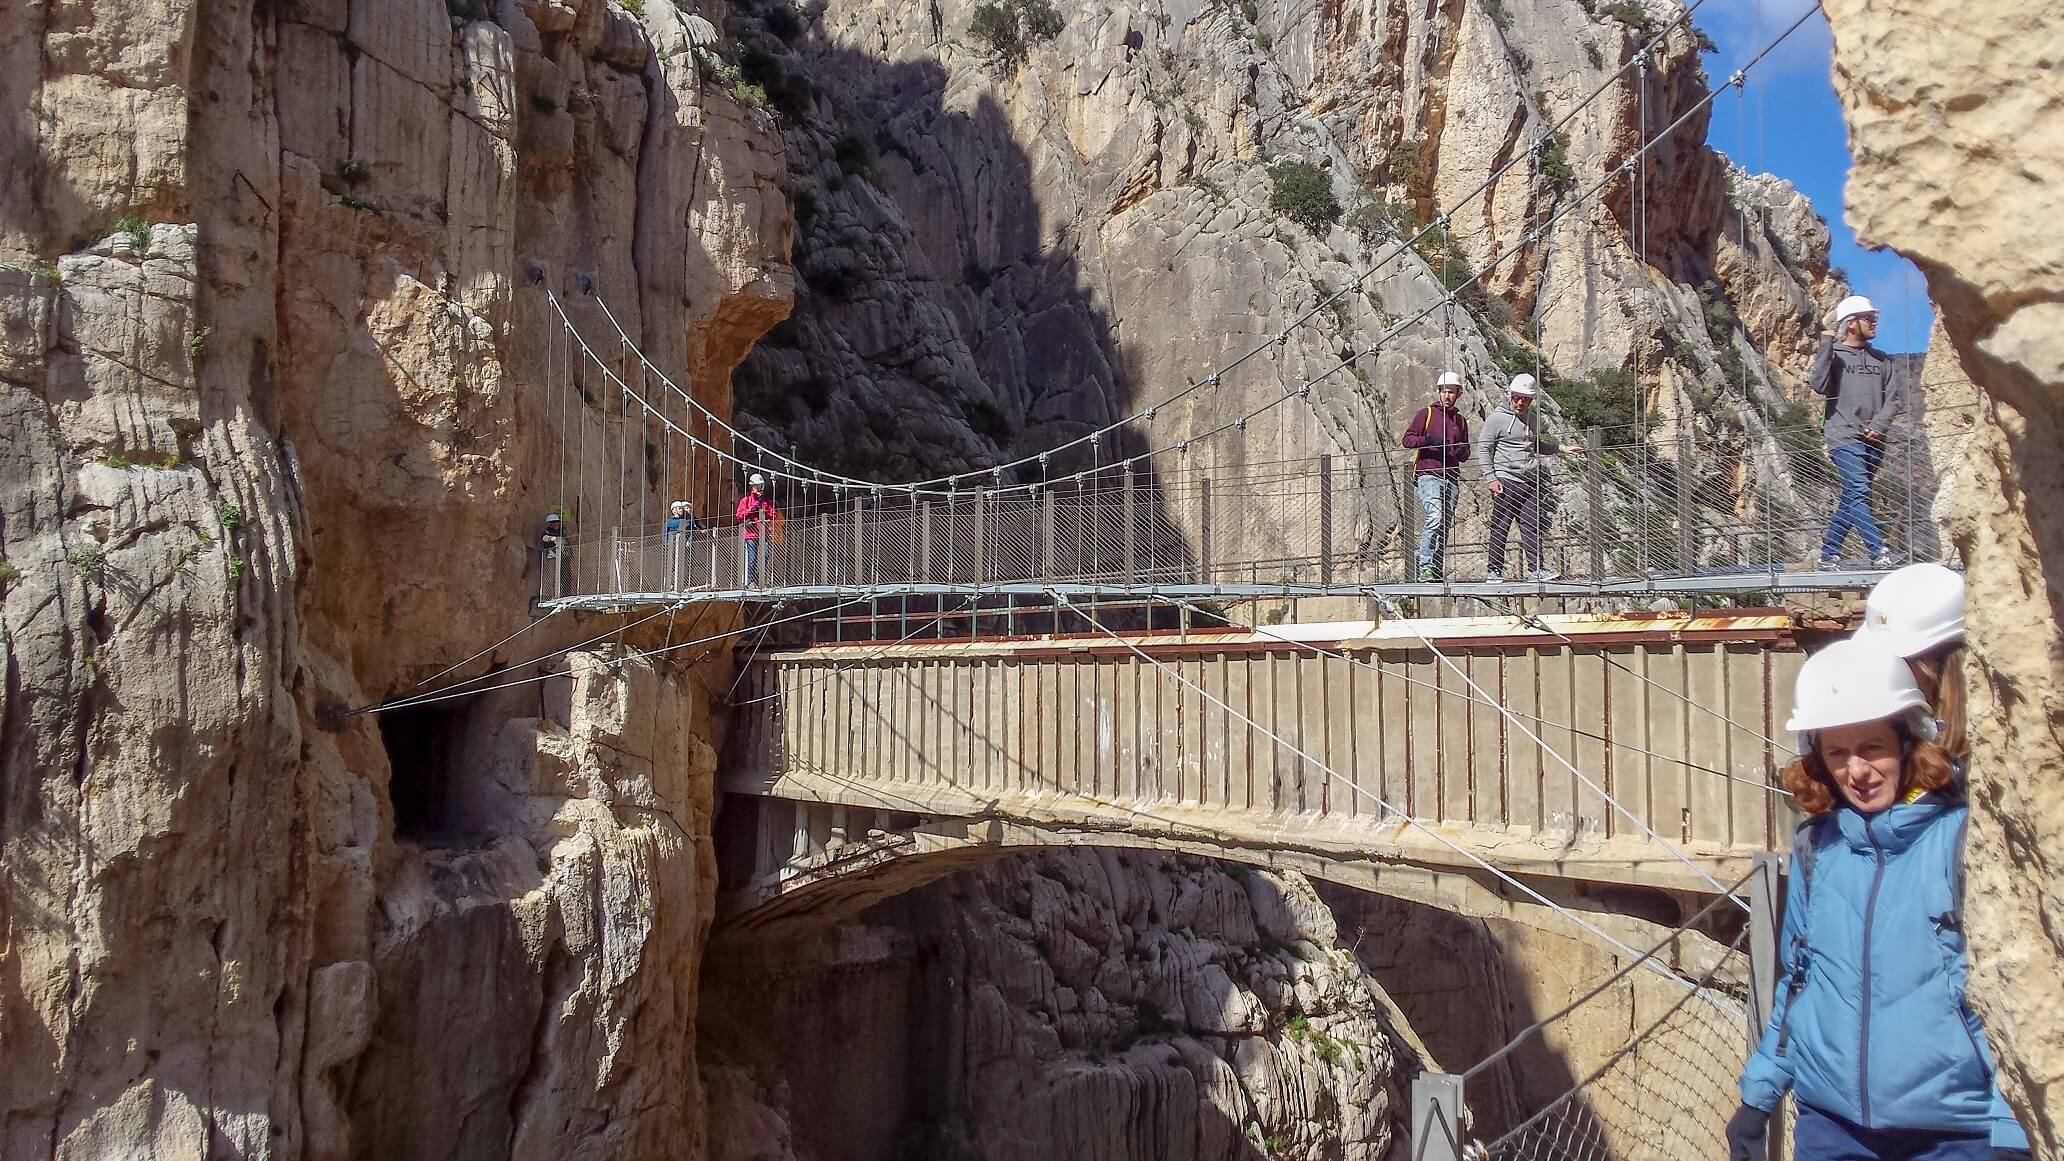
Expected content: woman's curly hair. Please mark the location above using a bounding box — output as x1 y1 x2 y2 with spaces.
1781 714 1958 815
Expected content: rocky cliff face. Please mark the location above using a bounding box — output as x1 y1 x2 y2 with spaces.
729 0 1842 511
1817 1 2064 1152
704 850 1419 1161
0 0 790 1156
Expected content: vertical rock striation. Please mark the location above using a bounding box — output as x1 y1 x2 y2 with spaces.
0 0 791 1156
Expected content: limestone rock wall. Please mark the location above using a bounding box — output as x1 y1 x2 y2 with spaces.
704 850 1420 1161
1817 1 2064 1153
729 0 1840 500
0 0 791 1156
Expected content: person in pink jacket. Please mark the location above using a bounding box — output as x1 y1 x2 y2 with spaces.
735 473 779 585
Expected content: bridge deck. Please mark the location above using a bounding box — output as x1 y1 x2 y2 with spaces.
546 568 1887 612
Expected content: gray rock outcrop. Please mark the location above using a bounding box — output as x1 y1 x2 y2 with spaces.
0 0 791 1156
705 850 1420 1161
732 0 1840 504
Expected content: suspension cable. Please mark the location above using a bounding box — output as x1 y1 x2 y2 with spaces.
576 0 1728 499
1462 865 1757 1081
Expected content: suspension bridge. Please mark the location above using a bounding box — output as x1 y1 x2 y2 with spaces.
380 4 1951 1157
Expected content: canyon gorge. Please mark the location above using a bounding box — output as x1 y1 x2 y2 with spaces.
1 0 2057 1158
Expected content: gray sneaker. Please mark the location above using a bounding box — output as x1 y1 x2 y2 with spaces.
1485 569 1506 584
1524 569 1560 582
1871 551 1898 569
1817 556 1843 572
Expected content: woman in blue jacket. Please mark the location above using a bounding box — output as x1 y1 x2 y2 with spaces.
1727 637 2023 1161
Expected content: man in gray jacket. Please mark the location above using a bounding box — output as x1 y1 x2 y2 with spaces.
1810 294 1902 569
1475 374 1577 581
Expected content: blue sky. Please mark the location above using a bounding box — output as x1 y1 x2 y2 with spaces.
1695 0 1933 353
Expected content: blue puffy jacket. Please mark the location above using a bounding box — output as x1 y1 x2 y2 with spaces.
1741 797 2016 1138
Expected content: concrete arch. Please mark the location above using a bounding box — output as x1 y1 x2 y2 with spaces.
716 795 1728 975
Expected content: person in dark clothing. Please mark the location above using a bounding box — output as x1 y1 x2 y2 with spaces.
664 501 700 590
1400 370 1472 581
664 500 700 538
1811 294 1904 570
1474 374 1577 582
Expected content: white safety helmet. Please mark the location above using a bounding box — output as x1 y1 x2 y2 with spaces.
1436 370 1464 388
1508 373 1538 398
1856 563 1965 658
749 472 767 487
1785 637 1938 755
1831 294 1878 327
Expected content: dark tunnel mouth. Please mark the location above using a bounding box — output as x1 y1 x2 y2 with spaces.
377 699 475 845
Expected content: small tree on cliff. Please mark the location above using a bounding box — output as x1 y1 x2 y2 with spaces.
1268 161 1342 237
970 0 1064 66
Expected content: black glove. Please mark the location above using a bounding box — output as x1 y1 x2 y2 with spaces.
1724 1104 1769 1161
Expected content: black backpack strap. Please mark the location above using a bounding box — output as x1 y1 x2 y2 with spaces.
1951 809 1970 922
1775 814 1830 1057
1791 814 1827 909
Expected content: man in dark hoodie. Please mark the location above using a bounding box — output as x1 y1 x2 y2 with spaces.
1400 370 1471 580
1811 294 1902 570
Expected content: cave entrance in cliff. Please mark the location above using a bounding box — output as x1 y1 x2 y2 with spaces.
377 700 473 844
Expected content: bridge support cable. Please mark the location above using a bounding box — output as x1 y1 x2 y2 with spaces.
410 606 567 691
1511 609 1788 752
1145 596 1789 797
1474 926 1752 1161
1052 591 1743 1016
565 1 1833 505
584 0 1725 499
1460 866 1758 1085
728 596 983 709
347 598 867 717
1370 595 1749 907
378 600 691 710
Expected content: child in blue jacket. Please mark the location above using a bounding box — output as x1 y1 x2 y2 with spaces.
1727 638 2027 1160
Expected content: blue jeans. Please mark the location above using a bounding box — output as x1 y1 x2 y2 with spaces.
1794 1102 1991 1161
743 537 763 584
1821 440 1886 561
1416 474 1458 573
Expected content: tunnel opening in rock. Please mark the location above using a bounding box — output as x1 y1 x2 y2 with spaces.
377 699 476 844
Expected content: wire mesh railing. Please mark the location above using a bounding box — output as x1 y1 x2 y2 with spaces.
537 407 1975 602
1473 930 1751 1161
1406 864 1773 1161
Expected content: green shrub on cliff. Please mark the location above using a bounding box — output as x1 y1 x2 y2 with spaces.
1268 161 1341 236
970 0 1063 65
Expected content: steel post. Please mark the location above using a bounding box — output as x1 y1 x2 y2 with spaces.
1122 465 1138 587
974 487 988 587
1676 430 1696 575
1410 1072 1464 1161
1319 453 1335 585
1587 428 1605 580
1748 851 1782 1049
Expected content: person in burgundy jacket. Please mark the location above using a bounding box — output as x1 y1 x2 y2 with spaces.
735 473 779 585
1400 371 1471 580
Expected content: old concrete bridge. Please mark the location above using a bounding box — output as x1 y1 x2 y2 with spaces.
715 609 1807 939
